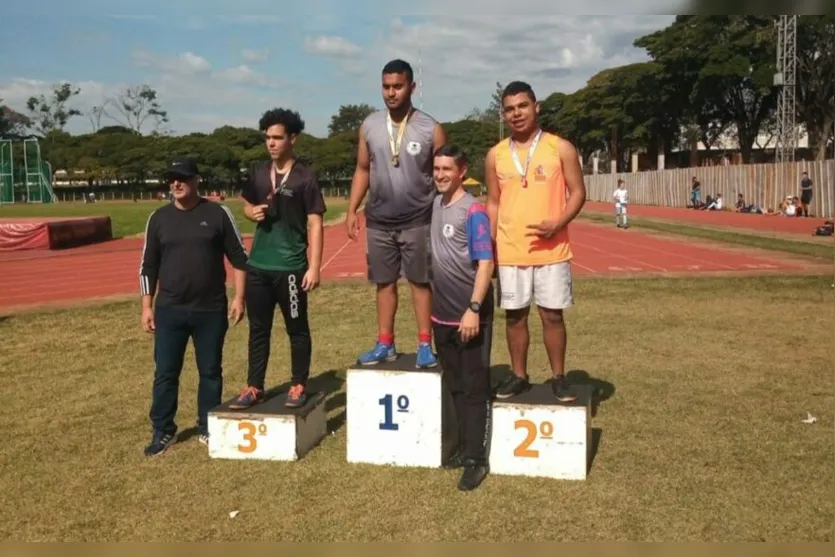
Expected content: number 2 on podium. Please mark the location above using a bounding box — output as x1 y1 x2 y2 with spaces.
514 419 554 458
379 394 410 430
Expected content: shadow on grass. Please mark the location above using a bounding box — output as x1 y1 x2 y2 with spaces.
566 369 616 418
589 428 603 475
176 368 347 443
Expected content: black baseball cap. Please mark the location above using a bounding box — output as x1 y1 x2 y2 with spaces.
165 157 199 179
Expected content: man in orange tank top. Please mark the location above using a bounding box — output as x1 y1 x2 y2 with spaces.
484 81 587 402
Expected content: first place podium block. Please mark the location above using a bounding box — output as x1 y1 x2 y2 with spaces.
489 384 593 480
346 353 458 468
207 391 327 461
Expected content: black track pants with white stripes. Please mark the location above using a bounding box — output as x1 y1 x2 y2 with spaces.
244 266 312 390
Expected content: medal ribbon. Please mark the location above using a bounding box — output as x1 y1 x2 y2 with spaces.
387 108 412 162
269 160 294 200
509 128 542 187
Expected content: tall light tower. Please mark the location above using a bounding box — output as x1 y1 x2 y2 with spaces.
418 48 423 110
774 15 797 163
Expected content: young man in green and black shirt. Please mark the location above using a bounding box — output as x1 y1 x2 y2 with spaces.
229 108 326 410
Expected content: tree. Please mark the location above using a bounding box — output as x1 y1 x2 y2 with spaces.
538 92 567 134
0 99 8 136
102 85 168 134
25 82 83 135
464 83 505 138
327 104 376 137
796 15 835 160
464 107 490 123
88 105 105 132
0 101 28 136
635 16 779 163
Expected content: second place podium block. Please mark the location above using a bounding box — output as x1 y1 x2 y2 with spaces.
207 391 327 461
346 354 458 468
489 383 594 480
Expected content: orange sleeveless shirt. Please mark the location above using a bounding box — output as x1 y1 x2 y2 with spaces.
493 131 573 266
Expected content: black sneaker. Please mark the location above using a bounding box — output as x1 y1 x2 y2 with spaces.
458 459 489 491
144 431 176 457
494 374 530 399
548 374 577 402
442 450 465 469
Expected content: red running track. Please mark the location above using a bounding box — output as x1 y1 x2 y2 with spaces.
0 215 813 313
584 201 831 236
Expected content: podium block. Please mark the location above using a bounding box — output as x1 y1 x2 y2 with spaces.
346 353 458 467
207 391 327 461
489 384 593 480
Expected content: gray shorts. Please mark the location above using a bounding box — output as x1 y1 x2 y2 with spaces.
366 224 431 285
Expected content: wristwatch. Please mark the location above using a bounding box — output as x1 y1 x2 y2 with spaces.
468 301 481 313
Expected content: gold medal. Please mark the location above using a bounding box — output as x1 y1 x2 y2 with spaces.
387 108 412 169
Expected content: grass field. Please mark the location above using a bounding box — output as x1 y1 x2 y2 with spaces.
0 198 350 238
0 275 832 541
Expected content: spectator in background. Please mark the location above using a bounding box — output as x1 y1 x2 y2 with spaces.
799 171 813 217
779 195 798 217
690 176 702 209
734 193 757 213
706 193 724 211
612 178 629 228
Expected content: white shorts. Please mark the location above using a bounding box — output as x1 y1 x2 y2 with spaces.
616 204 628 214
497 262 574 311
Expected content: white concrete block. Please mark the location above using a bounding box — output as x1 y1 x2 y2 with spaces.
489 384 593 480
207 391 327 461
346 353 458 468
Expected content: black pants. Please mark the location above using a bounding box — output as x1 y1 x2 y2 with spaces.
245 266 311 390
149 305 229 436
433 322 493 464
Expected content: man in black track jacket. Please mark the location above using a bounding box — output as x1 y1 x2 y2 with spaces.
138 157 248 457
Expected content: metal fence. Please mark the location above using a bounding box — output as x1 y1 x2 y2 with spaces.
584 159 835 219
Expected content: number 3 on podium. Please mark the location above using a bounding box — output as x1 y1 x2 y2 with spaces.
514 419 554 458
238 421 267 453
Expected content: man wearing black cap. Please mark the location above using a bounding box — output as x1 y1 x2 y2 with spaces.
138 157 249 457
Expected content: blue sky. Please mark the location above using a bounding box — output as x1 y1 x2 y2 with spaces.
0 1 679 138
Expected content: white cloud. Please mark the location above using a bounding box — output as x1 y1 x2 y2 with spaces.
304 36 362 58
214 65 277 88
0 77 124 119
132 49 212 74
0 48 289 136
241 48 269 62
1 6 684 137
418 0 687 14
308 13 677 123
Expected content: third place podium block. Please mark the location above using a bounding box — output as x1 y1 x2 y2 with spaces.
346 353 458 468
489 383 594 480
207 391 327 461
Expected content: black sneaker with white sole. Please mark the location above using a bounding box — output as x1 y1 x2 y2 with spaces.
494 373 531 399
548 374 577 402
144 431 176 457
